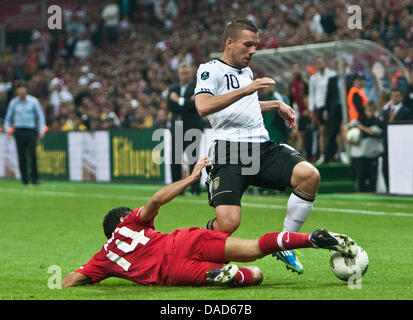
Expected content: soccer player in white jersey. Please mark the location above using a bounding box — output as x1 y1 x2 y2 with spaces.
194 19 321 274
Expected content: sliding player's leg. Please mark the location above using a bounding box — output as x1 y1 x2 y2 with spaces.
224 229 358 263
164 228 357 287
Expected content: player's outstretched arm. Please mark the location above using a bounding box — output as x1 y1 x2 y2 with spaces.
195 77 275 117
140 158 211 222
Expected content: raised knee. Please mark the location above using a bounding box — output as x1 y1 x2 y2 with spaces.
308 166 321 185
214 206 241 234
215 218 240 234
293 162 320 187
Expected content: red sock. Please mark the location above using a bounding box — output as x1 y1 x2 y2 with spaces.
258 232 313 255
232 267 254 287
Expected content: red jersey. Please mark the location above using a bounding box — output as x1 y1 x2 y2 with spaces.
76 207 229 286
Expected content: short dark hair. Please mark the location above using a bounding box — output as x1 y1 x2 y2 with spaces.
14 80 28 89
365 101 377 110
103 207 132 238
353 72 365 81
223 18 258 41
390 87 403 95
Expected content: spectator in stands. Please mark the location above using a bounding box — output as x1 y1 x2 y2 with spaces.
155 107 171 128
73 33 93 61
380 12 402 49
320 5 337 34
12 44 26 80
309 6 324 36
64 29 79 63
49 77 74 117
102 1 120 45
1 0 412 136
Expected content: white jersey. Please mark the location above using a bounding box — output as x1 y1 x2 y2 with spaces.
194 59 269 143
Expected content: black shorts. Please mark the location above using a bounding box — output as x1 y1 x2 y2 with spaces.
205 140 305 207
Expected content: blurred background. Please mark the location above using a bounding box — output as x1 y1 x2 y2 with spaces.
0 0 412 195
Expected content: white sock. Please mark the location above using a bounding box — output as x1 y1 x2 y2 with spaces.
283 192 314 232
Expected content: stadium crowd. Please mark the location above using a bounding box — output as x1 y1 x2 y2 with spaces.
0 0 413 163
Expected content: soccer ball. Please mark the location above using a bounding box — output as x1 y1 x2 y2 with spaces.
330 246 369 281
346 127 362 144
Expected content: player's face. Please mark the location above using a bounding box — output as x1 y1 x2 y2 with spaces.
228 30 259 68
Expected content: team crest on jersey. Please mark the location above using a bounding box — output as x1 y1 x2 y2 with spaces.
213 177 220 190
201 71 209 80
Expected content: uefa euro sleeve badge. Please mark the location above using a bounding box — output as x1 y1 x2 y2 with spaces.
201 71 209 80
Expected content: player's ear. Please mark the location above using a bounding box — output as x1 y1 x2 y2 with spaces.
226 37 233 48
120 217 125 223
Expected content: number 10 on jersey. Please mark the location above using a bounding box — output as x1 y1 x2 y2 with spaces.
224 74 240 90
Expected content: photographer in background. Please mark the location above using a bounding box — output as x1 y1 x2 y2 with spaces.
348 102 384 192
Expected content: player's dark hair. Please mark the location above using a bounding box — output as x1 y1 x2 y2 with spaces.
103 207 132 239
223 18 258 41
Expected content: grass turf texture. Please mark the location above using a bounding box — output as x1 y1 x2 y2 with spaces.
0 178 412 300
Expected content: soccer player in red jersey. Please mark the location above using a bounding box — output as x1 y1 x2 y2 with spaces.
62 158 357 288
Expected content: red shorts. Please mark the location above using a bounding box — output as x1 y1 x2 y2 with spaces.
160 227 230 286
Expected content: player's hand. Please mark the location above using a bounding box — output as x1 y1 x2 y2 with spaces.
169 91 180 103
277 101 296 129
244 77 275 95
190 157 212 181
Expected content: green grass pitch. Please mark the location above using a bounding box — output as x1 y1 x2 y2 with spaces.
1 178 412 300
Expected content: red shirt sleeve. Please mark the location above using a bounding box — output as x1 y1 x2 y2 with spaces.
126 207 156 230
75 251 110 284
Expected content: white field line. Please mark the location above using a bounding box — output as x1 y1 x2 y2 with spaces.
0 187 412 218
